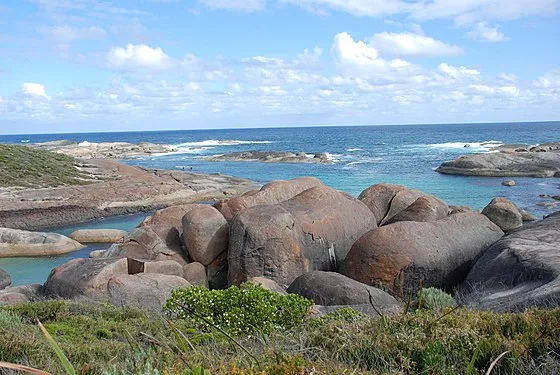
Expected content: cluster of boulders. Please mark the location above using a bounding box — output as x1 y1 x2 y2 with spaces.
1 177 559 314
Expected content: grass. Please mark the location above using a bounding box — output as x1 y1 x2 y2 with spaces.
1 299 559 374
0 144 90 188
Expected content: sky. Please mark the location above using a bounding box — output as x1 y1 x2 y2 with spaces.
0 0 559 134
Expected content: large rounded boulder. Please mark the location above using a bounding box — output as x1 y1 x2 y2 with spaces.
379 188 425 225
460 212 560 311
385 195 449 224
182 205 228 265
0 228 84 257
358 184 405 225
287 271 401 314
340 212 504 295
108 273 190 313
44 258 128 301
215 177 323 220
228 185 377 288
481 197 523 232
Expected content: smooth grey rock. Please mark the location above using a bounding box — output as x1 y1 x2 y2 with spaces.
287 271 401 314
0 227 84 257
108 273 190 313
461 212 560 311
482 197 523 232
340 212 504 295
44 258 128 301
70 229 127 243
502 180 516 187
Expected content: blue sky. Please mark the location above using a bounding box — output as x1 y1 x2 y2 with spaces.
0 0 559 134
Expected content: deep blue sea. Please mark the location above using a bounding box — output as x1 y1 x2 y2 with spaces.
2 121 560 285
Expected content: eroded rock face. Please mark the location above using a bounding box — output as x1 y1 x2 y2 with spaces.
460 212 560 312
340 213 504 295
482 197 523 232
0 268 11 290
69 229 127 243
215 177 323 220
44 258 128 301
0 228 85 257
107 273 190 313
287 271 401 314
228 185 377 288
182 206 228 266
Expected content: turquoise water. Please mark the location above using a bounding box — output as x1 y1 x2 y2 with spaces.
0 213 147 286
1 122 560 285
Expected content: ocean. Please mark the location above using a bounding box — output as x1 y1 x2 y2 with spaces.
2 121 560 285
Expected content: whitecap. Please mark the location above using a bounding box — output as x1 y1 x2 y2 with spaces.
20 140 30 143
172 139 272 148
79 141 92 147
422 140 503 153
346 148 362 152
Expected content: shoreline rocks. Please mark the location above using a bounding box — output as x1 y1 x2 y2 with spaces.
203 151 333 164
436 143 560 177
0 268 11 290
0 227 85 257
31 140 173 159
70 229 128 243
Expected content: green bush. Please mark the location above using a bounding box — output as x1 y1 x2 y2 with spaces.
308 307 367 328
419 287 457 311
164 283 313 336
0 310 22 329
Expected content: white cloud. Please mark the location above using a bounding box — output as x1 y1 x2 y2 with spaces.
331 32 379 66
467 22 507 42
438 63 479 78
41 26 107 41
107 44 173 71
199 0 267 12
534 69 560 88
21 83 49 98
368 32 463 56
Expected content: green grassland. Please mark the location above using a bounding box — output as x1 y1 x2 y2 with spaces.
0 144 90 188
0 292 559 374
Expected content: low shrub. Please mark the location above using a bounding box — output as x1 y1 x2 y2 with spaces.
419 287 457 311
164 283 313 336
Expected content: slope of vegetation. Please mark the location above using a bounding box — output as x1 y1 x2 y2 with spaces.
0 287 559 374
0 144 89 188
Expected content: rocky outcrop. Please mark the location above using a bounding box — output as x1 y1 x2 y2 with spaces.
215 177 323 220
32 140 173 159
204 151 332 164
340 213 504 295
287 271 401 313
0 228 84 257
228 185 377 288
182 206 228 265
69 229 127 243
482 197 523 232
0 158 254 231
0 268 11 290
461 212 560 311
44 258 128 301
107 273 189 313
183 262 208 287
436 146 560 177
358 184 449 225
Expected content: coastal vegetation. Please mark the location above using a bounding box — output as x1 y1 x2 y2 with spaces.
1 286 559 375
0 144 89 188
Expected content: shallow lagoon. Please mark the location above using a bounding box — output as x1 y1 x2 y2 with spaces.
0 213 148 286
